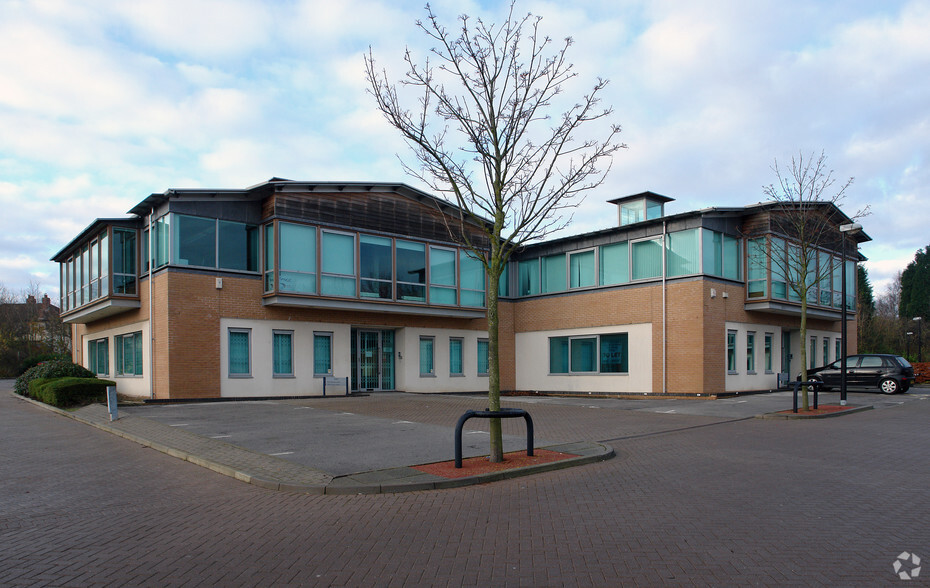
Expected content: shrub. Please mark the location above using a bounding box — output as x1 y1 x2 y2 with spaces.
18 352 71 375
28 377 115 408
14 360 95 396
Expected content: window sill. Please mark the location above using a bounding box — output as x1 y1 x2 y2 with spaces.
273 374 296 379
450 373 465 377
420 374 436 378
228 375 252 379
727 371 739 375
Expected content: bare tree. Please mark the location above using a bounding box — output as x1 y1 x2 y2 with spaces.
366 2 624 461
760 151 861 409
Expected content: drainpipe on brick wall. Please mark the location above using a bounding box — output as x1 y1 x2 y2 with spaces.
148 208 154 400
662 219 667 394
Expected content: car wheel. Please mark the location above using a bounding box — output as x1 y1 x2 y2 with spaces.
879 378 899 394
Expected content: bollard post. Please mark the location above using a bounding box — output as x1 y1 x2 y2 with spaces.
106 386 118 421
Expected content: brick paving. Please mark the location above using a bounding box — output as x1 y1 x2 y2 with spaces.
2 383 929 586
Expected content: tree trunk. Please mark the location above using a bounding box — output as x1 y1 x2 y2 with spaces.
486 265 504 463
799 291 810 410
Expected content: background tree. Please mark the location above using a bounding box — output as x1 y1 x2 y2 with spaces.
857 265 877 352
900 245 930 319
761 151 857 410
366 2 623 461
899 245 930 361
0 283 69 377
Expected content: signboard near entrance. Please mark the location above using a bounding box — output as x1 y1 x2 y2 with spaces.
323 376 349 397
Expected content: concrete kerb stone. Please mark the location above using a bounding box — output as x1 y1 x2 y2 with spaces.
755 404 874 420
10 392 613 494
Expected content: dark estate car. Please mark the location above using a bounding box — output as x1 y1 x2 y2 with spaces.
802 354 915 394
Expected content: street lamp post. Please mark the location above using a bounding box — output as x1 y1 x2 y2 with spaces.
915 317 923 363
839 222 862 406
906 331 914 360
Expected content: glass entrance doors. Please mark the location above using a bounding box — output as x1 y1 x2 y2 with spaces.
350 329 395 391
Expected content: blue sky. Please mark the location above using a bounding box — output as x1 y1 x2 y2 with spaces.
1 0 928 301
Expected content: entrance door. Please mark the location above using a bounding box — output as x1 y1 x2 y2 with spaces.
781 331 792 376
358 330 381 391
351 329 396 392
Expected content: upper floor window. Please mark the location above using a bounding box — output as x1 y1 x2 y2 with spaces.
149 213 258 274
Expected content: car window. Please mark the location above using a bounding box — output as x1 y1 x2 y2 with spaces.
896 356 912 368
845 356 859 367
829 360 842 369
860 356 882 368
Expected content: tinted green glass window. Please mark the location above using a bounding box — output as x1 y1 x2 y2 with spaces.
273 332 293 376
599 241 629 285
263 224 274 292
429 247 457 304
620 200 644 225
723 235 740 280
599 334 628 373
218 220 258 271
477 339 489 374
542 254 566 293
360 235 392 299
702 229 723 276
771 237 787 299
228 330 250 376
570 337 597 372
419 337 434 375
549 337 568 374
460 250 485 307
747 238 767 298
518 258 540 296
321 231 355 296
632 238 662 280
313 333 332 375
112 228 137 295
279 223 316 294
449 338 463 375
569 250 595 288
175 214 215 267
396 240 426 301
667 229 700 277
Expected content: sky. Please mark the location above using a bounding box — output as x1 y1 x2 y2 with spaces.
1 0 928 302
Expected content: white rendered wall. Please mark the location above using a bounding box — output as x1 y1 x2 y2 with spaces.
515 323 652 394
397 326 490 393
219 318 351 398
723 321 841 392
81 320 151 398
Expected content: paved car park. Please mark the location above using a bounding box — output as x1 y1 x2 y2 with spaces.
3 382 929 586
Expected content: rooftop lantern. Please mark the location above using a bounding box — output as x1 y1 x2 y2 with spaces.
608 192 675 226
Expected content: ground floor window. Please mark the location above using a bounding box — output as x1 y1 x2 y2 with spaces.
764 333 773 373
549 333 629 374
313 332 332 375
477 338 489 376
823 338 830 366
116 331 143 376
419 336 435 376
228 328 251 377
746 331 756 372
273 330 293 377
88 338 108 376
449 337 463 375
727 330 737 373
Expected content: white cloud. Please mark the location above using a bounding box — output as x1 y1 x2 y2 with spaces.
0 0 927 301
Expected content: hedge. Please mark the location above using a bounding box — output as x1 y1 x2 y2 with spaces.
14 360 95 396
28 377 116 408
